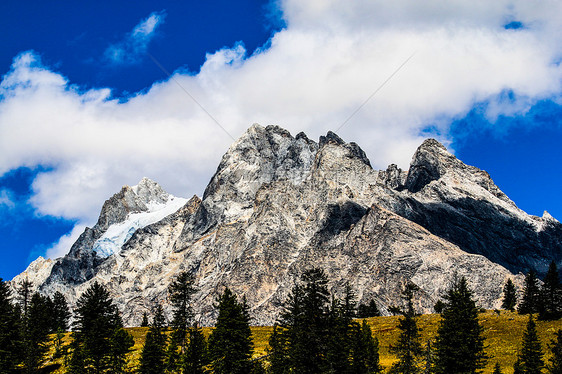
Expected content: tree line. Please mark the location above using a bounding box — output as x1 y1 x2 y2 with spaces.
1 261 562 373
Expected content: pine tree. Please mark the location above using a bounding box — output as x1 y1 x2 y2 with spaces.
434 276 487 374
539 261 562 320
492 362 502 374
389 283 422 374
514 358 523 374
108 327 134 373
141 312 149 327
0 278 22 372
69 281 132 373
208 288 254 374
548 329 562 374
140 305 168 374
502 279 517 312
52 291 71 331
267 324 291 374
22 292 52 372
519 270 541 315
357 299 381 318
326 297 353 373
349 320 382 374
517 314 544 374
166 271 196 372
182 325 208 374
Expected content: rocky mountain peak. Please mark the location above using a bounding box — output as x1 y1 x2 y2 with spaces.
404 138 454 193
131 177 170 206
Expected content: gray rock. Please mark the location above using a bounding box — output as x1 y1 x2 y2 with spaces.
12 124 562 327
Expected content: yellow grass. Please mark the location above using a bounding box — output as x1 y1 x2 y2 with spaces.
41 311 562 373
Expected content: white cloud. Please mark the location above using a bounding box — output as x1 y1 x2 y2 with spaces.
1 1 562 258
104 11 166 65
0 189 15 210
45 224 87 259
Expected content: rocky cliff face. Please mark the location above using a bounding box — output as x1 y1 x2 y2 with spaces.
12 124 562 326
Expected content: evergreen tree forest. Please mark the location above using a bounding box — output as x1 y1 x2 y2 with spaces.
1 265 562 373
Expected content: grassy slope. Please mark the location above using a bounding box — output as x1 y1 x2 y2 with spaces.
45 311 562 373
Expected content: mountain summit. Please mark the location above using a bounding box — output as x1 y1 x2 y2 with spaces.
12 124 562 326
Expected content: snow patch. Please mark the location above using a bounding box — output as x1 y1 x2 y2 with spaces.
93 196 187 257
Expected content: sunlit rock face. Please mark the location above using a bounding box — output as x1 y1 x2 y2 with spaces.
12 124 561 326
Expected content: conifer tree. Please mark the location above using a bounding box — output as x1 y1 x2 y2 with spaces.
326 297 353 373
519 270 541 315
69 281 132 373
22 292 52 373
166 271 196 372
434 276 487 374
52 291 71 331
140 305 168 374
423 340 434 374
517 314 544 374
539 261 562 320
141 311 149 327
0 278 22 372
389 283 423 374
357 299 381 318
348 320 382 374
182 325 208 374
548 329 562 374
492 362 502 374
108 327 134 373
502 279 517 312
208 288 254 374
17 278 33 317
267 324 291 374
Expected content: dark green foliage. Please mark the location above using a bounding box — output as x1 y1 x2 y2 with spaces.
433 300 445 314
108 327 134 373
17 278 33 316
52 290 71 332
539 261 562 320
208 288 254 374
519 270 541 315
389 283 422 374
268 268 381 374
141 312 149 327
502 279 517 312
69 281 132 373
267 324 291 374
357 299 381 318
182 325 208 374
548 329 562 374
166 271 196 372
140 305 168 374
0 278 22 372
348 320 382 374
22 292 52 372
492 362 502 374
517 314 544 374
434 276 487 374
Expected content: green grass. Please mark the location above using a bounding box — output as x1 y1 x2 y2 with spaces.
41 311 562 373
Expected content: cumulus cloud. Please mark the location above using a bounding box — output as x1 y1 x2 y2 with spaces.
104 10 166 65
1 0 562 258
45 224 87 259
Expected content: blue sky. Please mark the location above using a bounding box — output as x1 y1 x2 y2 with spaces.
1 1 561 280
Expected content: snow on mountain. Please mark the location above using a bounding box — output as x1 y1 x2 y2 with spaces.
92 195 187 257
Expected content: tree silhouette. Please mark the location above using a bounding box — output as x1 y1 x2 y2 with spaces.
208 288 254 374
434 276 487 374
517 314 544 374
502 279 517 312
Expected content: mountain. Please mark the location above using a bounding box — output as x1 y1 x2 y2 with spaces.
11 124 562 326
